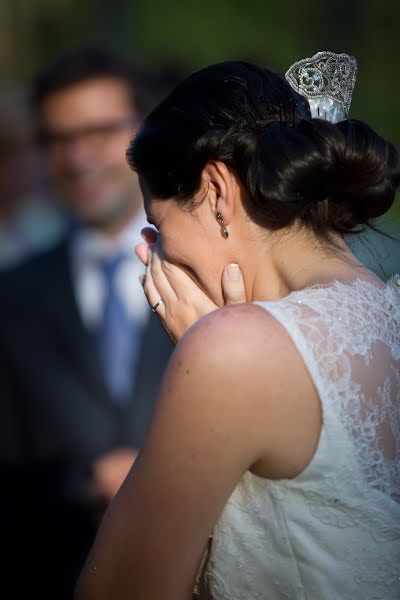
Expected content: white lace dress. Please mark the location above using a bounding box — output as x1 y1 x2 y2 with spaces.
203 277 400 600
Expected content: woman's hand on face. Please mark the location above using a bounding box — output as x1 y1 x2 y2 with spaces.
135 227 247 343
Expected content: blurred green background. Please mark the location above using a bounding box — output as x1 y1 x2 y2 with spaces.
2 0 399 137
1 0 399 276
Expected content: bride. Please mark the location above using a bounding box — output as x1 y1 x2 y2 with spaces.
75 53 400 599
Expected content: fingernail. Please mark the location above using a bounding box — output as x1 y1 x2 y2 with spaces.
226 263 240 280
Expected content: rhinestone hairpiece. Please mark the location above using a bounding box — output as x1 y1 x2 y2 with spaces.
285 51 357 123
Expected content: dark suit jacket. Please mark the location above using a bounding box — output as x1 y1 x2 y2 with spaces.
0 237 173 598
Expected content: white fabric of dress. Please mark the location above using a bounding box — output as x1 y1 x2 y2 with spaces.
204 277 400 600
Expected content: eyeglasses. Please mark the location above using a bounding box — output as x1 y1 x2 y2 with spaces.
37 115 139 149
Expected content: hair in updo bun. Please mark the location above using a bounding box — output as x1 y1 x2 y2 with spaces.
246 117 400 234
128 61 400 237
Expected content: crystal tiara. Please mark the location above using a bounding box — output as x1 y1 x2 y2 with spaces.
285 51 357 123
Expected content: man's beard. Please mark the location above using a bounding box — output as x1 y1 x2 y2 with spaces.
82 189 137 231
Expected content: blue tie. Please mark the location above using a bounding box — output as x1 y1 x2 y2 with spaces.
97 254 136 403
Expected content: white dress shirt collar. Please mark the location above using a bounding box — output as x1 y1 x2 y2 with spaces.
70 210 149 329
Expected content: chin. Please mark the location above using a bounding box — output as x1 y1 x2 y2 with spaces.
71 195 133 229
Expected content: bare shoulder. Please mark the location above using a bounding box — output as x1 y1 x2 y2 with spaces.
163 302 310 432
164 303 321 479
192 301 284 337
172 302 298 381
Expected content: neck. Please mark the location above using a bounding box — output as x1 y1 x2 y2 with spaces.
244 226 374 302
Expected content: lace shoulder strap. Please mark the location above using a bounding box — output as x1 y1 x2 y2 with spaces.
256 277 400 502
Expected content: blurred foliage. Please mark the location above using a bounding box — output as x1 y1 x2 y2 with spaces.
2 0 400 142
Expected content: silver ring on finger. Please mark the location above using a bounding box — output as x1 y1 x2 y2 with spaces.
151 298 164 313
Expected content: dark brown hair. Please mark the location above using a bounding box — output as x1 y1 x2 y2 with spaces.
128 61 400 236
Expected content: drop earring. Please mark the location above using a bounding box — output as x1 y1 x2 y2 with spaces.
216 212 229 239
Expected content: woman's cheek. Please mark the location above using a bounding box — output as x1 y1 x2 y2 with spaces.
160 234 193 268
159 233 221 300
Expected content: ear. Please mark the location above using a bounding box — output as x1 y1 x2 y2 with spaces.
201 161 240 225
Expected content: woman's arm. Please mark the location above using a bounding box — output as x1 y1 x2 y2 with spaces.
75 304 319 600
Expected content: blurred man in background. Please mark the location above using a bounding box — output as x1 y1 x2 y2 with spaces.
0 48 172 598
